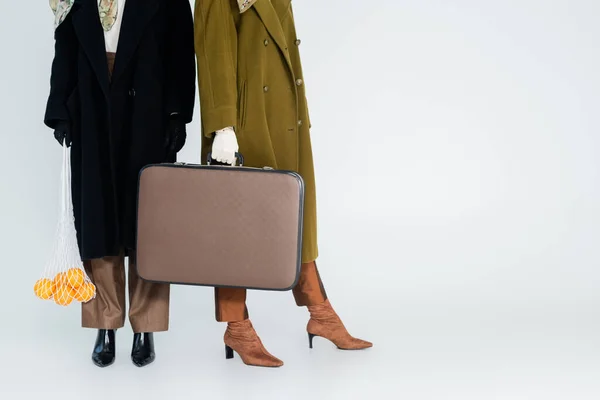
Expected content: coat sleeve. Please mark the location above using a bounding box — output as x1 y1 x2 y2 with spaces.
194 0 239 138
44 16 78 130
165 0 196 123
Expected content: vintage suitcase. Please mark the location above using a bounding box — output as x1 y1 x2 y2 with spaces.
136 155 304 291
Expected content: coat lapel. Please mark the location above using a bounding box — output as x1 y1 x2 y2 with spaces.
111 0 159 83
271 0 291 20
71 0 110 99
253 1 294 77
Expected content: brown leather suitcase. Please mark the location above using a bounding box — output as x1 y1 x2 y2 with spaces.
136 155 304 291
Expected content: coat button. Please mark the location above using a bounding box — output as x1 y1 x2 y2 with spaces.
295 39 301 46
263 85 269 92
295 79 303 86
129 89 136 96
264 39 269 46
298 120 303 126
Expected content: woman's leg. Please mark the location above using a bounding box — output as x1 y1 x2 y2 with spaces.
81 253 126 367
215 287 283 367
82 254 126 329
127 253 170 367
215 287 248 322
295 262 372 350
292 261 327 307
128 254 170 333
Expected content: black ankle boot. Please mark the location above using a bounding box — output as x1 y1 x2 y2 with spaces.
92 329 116 368
131 333 155 367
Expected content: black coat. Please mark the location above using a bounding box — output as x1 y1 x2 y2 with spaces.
45 0 195 260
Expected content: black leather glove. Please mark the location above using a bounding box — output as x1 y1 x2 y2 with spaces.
165 114 187 157
165 114 186 158
54 121 71 147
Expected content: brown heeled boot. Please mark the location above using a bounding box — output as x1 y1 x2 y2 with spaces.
224 320 284 367
307 300 373 350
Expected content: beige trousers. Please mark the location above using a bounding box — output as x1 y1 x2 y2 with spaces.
82 252 170 333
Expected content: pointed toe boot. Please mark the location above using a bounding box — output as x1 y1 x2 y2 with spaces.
131 333 156 368
224 320 284 368
307 300 373 350
92 329 116 368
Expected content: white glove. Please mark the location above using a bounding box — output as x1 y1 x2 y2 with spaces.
211 127 239 165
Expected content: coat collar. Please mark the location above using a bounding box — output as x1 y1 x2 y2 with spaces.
252 1 293 75
71 0 110 98
241 0 291 19
71 0 158 97
111 0 159 82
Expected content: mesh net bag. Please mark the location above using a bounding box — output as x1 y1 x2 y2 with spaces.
34 143 96 306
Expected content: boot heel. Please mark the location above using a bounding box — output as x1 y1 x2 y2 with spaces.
308 333 316 349
225 345 234 360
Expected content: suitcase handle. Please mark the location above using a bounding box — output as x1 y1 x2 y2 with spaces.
206 152 244 166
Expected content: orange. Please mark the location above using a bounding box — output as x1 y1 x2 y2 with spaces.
67 268 85 289
34 278 55 300
74 282 96 303
53 272 68 287
54 285 76 306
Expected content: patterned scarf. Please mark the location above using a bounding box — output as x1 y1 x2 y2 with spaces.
50 0 119 31
98 0 119 32
49 0 74 29
238 0 258 13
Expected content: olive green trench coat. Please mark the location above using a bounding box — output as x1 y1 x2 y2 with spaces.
195 0 318 263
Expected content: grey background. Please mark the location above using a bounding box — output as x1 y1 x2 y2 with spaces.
0 0 599 399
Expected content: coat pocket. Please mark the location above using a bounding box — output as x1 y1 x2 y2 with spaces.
238 80 248 131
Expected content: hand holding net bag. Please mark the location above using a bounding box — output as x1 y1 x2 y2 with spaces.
34 143 96 306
